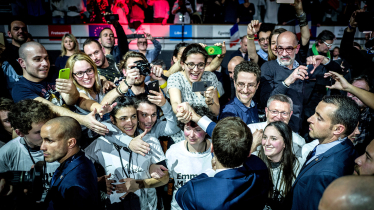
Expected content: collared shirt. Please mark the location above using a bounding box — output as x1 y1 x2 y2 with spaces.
219 97 259 125
257 48 269 61
305 138 345 165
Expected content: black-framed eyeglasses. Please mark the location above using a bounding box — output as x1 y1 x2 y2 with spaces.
185 62 205 70
73 68 95 78
268 109 290 117
276 46 297 54
259 37 269 43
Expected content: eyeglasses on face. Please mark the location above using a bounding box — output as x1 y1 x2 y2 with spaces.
323 41 333 48
267 109 290 117
276 46 298 54
259 37 269 43
185 62 205 70
236 82 257 90
73 68 94 78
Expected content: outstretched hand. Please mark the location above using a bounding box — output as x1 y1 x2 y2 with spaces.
129 129 150 156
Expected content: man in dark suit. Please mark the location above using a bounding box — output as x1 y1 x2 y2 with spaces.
175 116 270 210
41 117 98 210
287 95 360 210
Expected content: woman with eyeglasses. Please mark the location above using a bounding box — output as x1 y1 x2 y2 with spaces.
167 43 220 117
65 53 113 116
166 104 217 210
255 121 303 210
55 33 80 70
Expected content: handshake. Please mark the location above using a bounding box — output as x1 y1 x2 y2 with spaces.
176 102 201 124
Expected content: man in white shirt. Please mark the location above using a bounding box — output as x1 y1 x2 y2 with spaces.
248 94 308 156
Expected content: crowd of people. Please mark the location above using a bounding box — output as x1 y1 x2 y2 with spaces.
0 1 374 210
6 0 372 26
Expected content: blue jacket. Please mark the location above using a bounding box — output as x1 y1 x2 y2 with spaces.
45 151 98 210
219 97 259 125
287 138 356 210
176 155 270 210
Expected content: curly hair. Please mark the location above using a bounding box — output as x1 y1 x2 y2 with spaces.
0 97 14 112
233 60 261 84
177 105 217 131
8 99 56 134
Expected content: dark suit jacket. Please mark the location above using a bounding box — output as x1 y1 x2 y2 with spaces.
45 151 99 210
287 138 356 210
229 49 248 61
213 67 234 106
176 155 270 210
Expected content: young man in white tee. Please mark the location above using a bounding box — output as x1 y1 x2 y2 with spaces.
0 99 60 208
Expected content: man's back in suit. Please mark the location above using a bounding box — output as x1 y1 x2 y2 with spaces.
288 138 356 210
176 155 270 210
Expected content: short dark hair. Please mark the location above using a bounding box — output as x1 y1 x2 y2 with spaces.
322 95 360 136
257 24 273 38
151 59 166 69
8 99 56 134
180 43 208 64
233 61 261 83
110 96 137 124
0 98 14 112
45 117 82 146
83 38 101 50
8 20 26 32
99 27 113 38
351 75 372 92
134 93 155 108
177 105 217 130
317 30 335 44
212 117 252 168
172 42 189 59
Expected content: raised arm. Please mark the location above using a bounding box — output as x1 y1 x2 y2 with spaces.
247 20 261 64
294 0 310 46
34 97 108 135
202 42 226 72
324 71 374 110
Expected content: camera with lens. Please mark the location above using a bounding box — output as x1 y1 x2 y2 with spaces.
132 60 151 76
0 161 45 201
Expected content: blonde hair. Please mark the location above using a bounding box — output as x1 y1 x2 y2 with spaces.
65 53 101 94
60 34 80 57
268 28 287 61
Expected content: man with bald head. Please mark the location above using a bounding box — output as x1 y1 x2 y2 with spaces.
229 36 249 61
260 31 335 133
318 176 374 210
12 41 109 136
41 117 98 210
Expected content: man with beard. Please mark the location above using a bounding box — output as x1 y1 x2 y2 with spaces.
98 19 129 64
324 72 374 156
218 61 260 125
83 39 123 82
3 20 29 76
260 31 337 133
98 51 166 106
